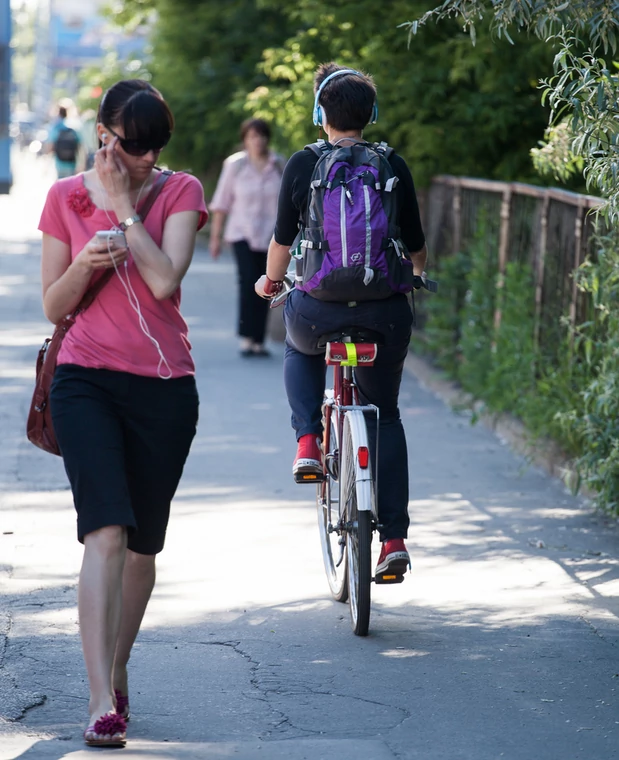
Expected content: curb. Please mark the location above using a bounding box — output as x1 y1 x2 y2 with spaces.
404 350 586 497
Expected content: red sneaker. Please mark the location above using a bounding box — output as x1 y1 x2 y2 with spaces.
293 434 323 483
375 538 410 580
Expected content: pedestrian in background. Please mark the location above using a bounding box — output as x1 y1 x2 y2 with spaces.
209 118 284 357
38 79 207 747
46 105 81 179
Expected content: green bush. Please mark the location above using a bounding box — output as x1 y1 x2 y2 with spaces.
484 261 536 414
458 218 497 398
422 251 471 375
421 219 619 514
554 232 619 510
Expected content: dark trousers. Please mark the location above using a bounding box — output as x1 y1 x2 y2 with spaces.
232 240 269 344
283 289 413 540
50 365 199 554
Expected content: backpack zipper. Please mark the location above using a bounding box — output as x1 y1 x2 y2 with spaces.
340 186 348 267
363 185 372 268
341 171 372 206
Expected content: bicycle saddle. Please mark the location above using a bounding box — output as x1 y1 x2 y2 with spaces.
317 327 384 348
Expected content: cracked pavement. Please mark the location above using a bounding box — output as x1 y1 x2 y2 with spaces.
1 152 619 759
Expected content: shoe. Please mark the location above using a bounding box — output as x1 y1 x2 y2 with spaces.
293 434 323 483
114 688 130 721
375 538 410 580
251 347 271 357
84 712 127 747
240 348 254 358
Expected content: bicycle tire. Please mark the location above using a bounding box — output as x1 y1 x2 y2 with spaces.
316 409 348 602
341 410 373 636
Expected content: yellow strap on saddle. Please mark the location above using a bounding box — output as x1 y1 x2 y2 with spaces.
340 342 358 367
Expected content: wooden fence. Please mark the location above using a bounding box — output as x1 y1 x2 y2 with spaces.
421 175 602 358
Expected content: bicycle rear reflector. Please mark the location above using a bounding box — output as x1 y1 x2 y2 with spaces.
358 446 369 468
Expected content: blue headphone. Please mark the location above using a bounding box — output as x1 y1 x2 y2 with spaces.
312 68 378 127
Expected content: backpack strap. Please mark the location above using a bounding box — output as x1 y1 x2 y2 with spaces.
368 144 401 242
304 140 332 158
373 140 394 161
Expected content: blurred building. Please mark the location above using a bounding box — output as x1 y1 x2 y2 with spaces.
32 0 146 122
1 0 10 192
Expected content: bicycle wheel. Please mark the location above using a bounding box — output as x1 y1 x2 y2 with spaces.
341 410 373 636
316 404 348 602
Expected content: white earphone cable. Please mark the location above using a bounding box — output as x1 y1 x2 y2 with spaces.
99 173 173 380
106 238 173 380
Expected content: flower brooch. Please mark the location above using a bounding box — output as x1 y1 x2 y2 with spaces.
67 186 96 218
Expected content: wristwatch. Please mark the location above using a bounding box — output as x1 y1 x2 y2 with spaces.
119 214 142 232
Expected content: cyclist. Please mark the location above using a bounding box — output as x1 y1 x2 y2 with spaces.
256 62 427 581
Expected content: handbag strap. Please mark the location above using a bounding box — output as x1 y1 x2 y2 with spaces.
76 169 174 314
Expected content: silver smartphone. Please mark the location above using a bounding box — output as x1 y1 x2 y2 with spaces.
96 230 126 247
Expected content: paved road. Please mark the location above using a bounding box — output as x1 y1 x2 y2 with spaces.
1 152 618 760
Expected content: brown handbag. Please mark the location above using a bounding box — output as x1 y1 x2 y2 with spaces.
27 169 173 456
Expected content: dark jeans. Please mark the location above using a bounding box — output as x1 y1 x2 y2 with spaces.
283 289 413 540
232 240 269 344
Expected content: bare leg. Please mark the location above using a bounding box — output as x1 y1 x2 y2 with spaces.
79 525 127 732
113 550 157 699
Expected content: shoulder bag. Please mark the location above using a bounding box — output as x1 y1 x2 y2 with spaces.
27 169 173 455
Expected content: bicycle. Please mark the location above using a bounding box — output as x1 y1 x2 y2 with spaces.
271 275 437 636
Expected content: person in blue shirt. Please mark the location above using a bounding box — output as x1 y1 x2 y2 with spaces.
47 106 81 178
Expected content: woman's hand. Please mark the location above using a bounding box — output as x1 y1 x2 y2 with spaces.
210 237 221 259
94 137 130 202
75 234 129 273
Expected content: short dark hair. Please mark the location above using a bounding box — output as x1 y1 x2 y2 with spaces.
97 80 174 147
313 63 376 131
240 117 271 142
58 106 67 120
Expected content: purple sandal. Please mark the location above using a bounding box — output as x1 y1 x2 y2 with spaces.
114 688 131 721
84 712 127 747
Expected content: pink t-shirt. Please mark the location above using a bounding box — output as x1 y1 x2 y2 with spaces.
38 172 208 378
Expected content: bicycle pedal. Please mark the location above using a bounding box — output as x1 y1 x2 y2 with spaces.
373 573 406 585
294 471 325 484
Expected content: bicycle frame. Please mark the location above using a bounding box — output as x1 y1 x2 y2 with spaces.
321 347 380 533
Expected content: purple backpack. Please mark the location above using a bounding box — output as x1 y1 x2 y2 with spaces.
294 140 414 302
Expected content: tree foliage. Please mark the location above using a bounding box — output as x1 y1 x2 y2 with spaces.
403 0 619 217
105 0 293 180
107 0 553 186
530 121 584 184
248 0 552 186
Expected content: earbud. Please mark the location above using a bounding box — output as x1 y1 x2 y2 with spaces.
101 132 108 140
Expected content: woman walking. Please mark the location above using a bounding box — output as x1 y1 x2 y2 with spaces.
209 118 284 357
38 79 207 747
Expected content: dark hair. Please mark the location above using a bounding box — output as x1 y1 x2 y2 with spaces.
58 106 67 120
314 63 376 132
97 79 174 146
240 118 271 142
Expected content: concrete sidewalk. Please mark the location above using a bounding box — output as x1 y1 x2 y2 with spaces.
1 152 618 760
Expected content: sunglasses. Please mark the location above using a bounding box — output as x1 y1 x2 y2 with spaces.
105 126 170 157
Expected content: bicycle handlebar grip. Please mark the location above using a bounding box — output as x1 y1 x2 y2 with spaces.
412 275 439 293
